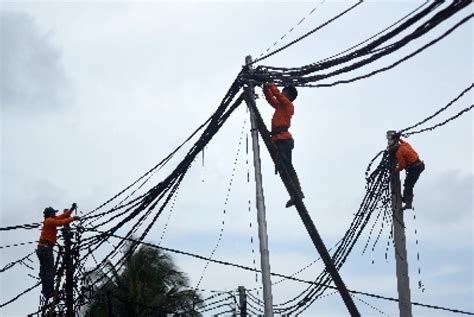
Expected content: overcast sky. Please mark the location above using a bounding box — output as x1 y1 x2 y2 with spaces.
1 1 473 316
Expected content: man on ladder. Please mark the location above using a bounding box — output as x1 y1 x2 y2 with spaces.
263 82 304 208
387 131 425 209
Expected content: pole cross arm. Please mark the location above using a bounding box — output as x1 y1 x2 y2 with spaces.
243 87 360 317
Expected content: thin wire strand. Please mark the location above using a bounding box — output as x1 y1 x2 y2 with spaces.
256 0 326 58
252 1 363 64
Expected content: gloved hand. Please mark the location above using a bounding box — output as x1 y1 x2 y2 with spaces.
263 80 275 88
73 216 81 221
71 203 77 210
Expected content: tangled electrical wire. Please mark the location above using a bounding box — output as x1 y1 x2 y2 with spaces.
244 1 472 88
68 77 247 313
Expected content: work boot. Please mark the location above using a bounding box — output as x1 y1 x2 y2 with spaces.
402 202 413 210
402 195 413 210
283 164 305 208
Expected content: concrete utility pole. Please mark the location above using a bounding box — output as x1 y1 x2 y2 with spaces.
107 291 113 317
63 225 74 317
238 286 247 317
244 55 274 317
389 151 413 317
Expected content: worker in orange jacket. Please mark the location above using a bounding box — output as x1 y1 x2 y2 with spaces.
37 203 80 298
263 82 304 208
386 131 425 209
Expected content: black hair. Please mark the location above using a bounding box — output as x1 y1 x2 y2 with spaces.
386 130 401 141
283 86 298 101
43 207 57 218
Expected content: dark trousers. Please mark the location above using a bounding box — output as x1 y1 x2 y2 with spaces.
403 161 425 199
36 246 54 297
275 138 294 165
275 139 303 197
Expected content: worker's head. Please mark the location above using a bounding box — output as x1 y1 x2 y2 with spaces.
282 86 298 102
386 130 400 151
43 207 58 218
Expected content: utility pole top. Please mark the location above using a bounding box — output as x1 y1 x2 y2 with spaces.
245 55 252 65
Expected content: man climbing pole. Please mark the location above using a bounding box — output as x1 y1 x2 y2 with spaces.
386 131 425 210
37 203 80 299
263 82 304 208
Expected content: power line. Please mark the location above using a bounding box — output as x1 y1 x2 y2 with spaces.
0 251 35 273
252 1 363 64
0 223 40 231
157 186 180 246
312 0 430 66
0 241 37 250
254 0 443 75
245 238 343 310
403 104 473 137
83 230 473 316
195 114 249 289
0 282 40 308
411 208 426 293
307 14 473 88
198 301 234 314
75 81 247 298
245 126 259 289
247 289 339 313
400 83 473 134
245 1 471 87
81 110 218 221
256 0 326 59
197 293 234 311
352 294 389 316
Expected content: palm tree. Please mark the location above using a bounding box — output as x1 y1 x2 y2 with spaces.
84 242 202 316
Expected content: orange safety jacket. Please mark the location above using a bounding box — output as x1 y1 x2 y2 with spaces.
263 83 294 141
395 139 420 172
38 209 74 246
